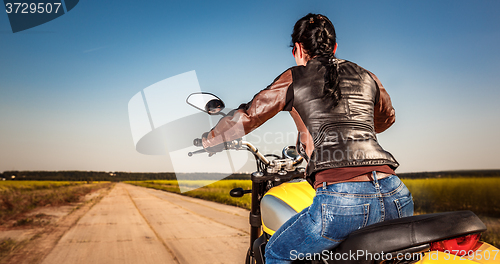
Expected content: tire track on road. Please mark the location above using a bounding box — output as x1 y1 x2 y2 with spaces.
124 184 249 264
124 187 181 264
137 186 249 234
40 184 178 264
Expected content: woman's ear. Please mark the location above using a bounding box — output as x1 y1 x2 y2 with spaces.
333 43 338 55
294 42 302 58
294 42 308 66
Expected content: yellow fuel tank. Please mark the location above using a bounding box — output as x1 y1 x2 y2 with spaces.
260 179 316 235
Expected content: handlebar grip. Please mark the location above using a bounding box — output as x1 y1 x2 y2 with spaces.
193 138 203 147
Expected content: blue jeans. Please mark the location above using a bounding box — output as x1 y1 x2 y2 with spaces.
264 172 414 264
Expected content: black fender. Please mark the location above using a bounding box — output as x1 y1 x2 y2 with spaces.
253 234 268 264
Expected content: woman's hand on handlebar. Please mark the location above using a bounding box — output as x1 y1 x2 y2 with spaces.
192 133 243 157
198 132 225 156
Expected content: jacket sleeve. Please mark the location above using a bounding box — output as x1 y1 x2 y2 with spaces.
203 69 293 148
368 71 396 133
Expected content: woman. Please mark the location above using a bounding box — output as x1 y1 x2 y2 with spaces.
201 13 414 263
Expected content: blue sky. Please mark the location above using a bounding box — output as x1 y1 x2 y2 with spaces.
0 0 499 173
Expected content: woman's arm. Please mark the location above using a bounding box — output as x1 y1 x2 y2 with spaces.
368 71 396 133
202 69 293 148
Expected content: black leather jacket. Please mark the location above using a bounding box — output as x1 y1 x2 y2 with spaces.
203 57 398 183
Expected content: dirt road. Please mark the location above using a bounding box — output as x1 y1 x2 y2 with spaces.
41 183 250 264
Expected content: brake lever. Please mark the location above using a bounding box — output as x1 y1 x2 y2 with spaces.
188 149 206 157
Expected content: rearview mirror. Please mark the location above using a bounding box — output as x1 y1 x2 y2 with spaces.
186 92 225 115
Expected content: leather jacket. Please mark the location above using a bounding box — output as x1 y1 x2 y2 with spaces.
202 57 398 183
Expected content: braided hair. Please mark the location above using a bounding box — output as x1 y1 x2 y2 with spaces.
291 13 341 107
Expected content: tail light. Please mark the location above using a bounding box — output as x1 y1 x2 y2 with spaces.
430 233 481 256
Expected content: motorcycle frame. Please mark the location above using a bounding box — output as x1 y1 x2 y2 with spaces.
247 165 306 262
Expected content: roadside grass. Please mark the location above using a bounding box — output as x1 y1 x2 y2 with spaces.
0 181 86 192
128 177 500 248
12 213 52 227
0 238 18 259
0 181 112 226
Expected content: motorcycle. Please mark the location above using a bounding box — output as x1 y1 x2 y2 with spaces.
186 92 499 264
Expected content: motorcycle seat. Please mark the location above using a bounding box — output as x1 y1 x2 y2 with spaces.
330 210 486 259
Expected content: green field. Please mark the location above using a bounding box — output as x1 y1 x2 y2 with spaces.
0 181 84 191
0 181 112 226
127 177 500 248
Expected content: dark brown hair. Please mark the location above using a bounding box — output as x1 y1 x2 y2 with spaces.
291 13 341 106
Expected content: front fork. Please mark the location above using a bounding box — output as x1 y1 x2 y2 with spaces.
248 171 271 264
250 177 262 255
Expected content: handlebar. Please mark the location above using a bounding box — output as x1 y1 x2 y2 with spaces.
190 138 270 165
189 138 304 174
241 141 270 165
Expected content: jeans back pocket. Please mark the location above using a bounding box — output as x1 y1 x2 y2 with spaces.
394 195 414 218
321 203 369 242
